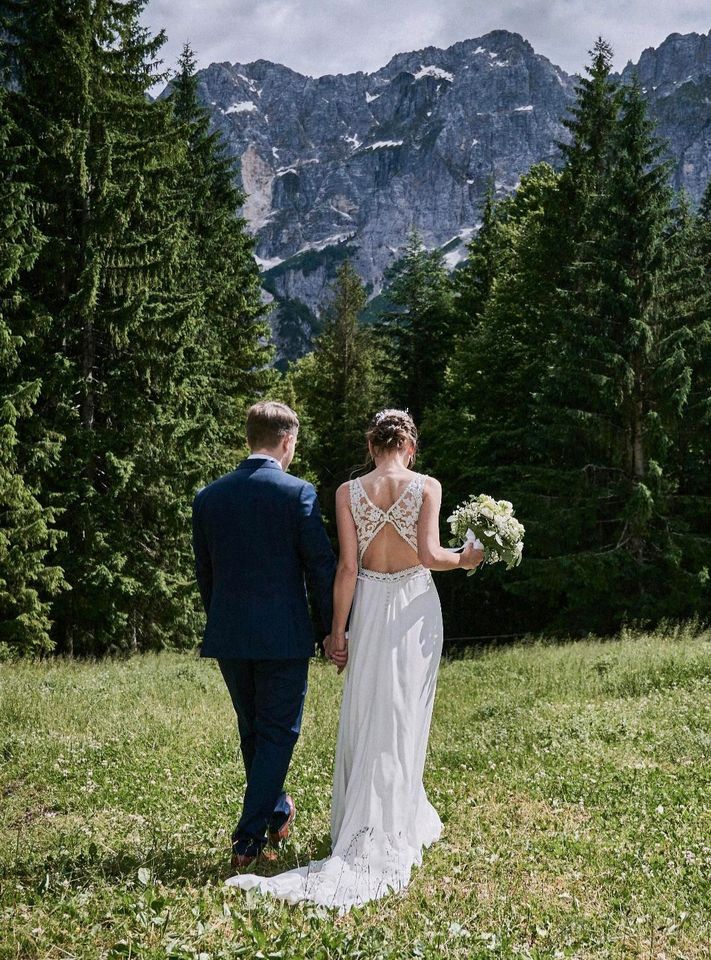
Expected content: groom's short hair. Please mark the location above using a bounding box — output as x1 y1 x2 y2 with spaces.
246 401 300 449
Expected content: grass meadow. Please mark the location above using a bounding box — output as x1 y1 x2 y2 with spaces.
1 623 710 959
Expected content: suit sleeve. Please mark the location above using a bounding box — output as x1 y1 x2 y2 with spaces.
191 490 212 614
296 482 337 635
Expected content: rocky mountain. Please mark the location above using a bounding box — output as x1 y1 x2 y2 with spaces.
621 30 711 201
164 28 711 360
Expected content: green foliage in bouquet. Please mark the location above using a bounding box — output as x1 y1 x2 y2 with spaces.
448 494 525 576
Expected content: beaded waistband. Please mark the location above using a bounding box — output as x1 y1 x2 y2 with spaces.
357 564 429 583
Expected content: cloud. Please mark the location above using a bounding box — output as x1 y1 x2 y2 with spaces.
141 0 711 86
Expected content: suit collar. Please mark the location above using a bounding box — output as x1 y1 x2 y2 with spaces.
236 457 283 471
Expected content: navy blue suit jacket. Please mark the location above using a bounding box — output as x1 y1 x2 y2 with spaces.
191 457 336 660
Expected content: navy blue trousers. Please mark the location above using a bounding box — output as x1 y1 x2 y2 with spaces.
218 657 309 857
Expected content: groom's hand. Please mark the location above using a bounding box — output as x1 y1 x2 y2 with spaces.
324 632 348 673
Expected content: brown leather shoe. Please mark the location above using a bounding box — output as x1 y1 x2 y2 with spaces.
268 794 296 847
230 846 278 871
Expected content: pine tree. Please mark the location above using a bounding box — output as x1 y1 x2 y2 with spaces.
452 178 499 326
660 186 711 619
1 1 270 654
699 177 711 222
421 180 501 495
423 162 563 637
288 261 386 529
426 42 704 636
523 75 679 626
168 42 272 470
555 37 624 195
0 79 64 655
376 228 457 424
505 66 694 631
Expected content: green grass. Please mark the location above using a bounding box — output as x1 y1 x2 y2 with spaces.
1 623 710 959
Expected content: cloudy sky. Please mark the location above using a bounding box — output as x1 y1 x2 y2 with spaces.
141 0 710 86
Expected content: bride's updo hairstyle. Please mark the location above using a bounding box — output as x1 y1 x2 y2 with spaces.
365 408 418 464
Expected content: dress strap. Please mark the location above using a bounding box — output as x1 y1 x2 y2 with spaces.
349 476 386 565
412 473 426 507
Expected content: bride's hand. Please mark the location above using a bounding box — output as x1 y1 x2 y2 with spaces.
325 633 349 673
460 541 485 570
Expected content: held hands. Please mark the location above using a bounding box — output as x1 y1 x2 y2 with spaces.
324 632 348 674
460 540 485 570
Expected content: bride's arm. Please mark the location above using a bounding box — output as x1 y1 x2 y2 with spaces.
418 477 483 572
328 483 359 663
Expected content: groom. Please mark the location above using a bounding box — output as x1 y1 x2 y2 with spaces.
191 401 337 869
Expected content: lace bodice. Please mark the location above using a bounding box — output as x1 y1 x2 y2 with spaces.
349 473 426 566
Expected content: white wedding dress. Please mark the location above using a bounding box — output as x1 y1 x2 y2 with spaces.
225 472 444 911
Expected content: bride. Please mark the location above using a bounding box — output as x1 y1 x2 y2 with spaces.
226 408 482 910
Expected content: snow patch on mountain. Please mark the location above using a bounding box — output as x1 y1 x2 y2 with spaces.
225 100 258 114
442 226 479 269
255 254 284 270
296 232 356 254
413 64 455 82
236 73 260 94
365 140 404 150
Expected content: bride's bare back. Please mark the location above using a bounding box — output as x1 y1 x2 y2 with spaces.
350 469 425 573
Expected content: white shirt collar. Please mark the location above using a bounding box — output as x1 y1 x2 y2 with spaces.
246 453 283 470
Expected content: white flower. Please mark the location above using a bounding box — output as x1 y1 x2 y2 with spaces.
448 492 525 572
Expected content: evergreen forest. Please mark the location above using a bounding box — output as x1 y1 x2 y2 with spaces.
1 6 709 656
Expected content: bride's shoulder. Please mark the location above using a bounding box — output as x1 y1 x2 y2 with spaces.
418 473 441 496
336 477 360 500
411 468 434 481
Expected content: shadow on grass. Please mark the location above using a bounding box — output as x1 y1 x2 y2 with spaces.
7 831 335 889
254 831 332 879
8 845 225 888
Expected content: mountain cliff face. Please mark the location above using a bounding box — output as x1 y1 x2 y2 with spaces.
168 28 711 359
621 31 711 202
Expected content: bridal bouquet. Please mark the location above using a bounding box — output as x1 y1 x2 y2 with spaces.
447 494 525 576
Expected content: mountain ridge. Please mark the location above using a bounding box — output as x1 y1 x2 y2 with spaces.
164 28 711 359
